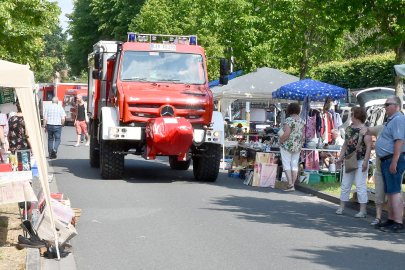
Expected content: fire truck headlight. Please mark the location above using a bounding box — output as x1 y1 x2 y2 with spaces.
213 131 220 137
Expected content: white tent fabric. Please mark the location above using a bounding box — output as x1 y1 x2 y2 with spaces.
394 64 405 78
211 67 299 101
0 59 60 258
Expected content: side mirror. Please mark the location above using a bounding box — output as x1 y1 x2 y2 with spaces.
220 58 230 76
92 70 100 79
94 52 101 69
219 58 230 85
219 75 228 85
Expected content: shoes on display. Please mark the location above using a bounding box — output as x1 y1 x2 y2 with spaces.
370 218 381 226
335 208 344 215
354 212 367 218
380 222 405 233
21 220 41 242
17 235 46 248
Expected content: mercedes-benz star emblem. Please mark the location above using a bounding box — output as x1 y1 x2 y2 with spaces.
160 105 175 117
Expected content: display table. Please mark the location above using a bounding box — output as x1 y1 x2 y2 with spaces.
0 171 36 205
301 148 342 182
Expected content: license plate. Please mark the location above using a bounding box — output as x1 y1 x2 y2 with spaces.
150 44 176 51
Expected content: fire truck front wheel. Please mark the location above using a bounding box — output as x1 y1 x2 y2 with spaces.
169 156 191 170
192 144 221 182
89 136 100 168
100 139 124 179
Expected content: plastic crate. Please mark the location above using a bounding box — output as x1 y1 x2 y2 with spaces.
308 173 321 184
321 174 336 183
321 172 340 183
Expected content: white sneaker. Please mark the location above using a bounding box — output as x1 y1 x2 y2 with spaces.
354 212 367 218
74 143 80 147
370 218 381 226
335 208 344 215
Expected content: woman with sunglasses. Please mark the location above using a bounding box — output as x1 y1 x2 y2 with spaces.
336 107 372 217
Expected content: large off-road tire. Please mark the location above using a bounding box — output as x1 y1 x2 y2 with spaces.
89 136 100 168
192 143 221 182
100 139 124 179
89 121 100 168
169 156 191 170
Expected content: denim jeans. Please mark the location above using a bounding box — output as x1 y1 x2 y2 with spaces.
381 154 405 194
47 125 62 154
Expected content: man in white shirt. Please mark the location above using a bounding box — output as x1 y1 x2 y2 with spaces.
43 97 66 159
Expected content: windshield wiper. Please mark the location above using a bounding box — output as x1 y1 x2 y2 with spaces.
122 77 149 81
159 78 181 82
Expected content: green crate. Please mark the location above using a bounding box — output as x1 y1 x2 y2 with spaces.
321 174 336 183
308 173 321 184
321 171 340 183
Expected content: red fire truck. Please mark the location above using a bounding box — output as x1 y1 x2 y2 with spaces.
88 33 229 180
37 83 87 122
63 88 88 124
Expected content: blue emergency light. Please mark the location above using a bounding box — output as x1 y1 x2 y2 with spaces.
127 32 136 42
189 36 197 45
126 33 198 45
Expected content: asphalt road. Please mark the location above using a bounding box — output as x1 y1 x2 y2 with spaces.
50 126 405 270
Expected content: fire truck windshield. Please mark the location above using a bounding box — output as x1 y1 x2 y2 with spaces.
120 51 206 85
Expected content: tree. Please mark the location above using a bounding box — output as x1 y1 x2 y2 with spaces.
35 25 69 82
339 0 405 96
66 0 100 76
0 0 59 77
67 0 145 75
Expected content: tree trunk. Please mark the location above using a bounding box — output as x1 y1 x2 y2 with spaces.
394 42 404 103
299 47 308 80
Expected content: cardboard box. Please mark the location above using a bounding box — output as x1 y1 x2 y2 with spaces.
275 180 289 190
35 209 78 246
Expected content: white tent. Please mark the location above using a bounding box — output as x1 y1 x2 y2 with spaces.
211 67 299 101
0 60 60 258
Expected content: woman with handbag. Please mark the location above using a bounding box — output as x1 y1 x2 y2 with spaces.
279 103 305 191
336 107 372 217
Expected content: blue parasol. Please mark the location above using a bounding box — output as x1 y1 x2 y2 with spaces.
272 79 346 101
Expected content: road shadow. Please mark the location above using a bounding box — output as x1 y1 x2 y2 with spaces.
204 195 405 244
292 245 405 269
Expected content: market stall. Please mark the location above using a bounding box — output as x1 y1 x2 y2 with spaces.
0 60 61 258
211 67 299 171
227 78 348 188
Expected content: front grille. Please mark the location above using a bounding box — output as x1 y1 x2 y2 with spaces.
175 105 205 110
127 102 207 123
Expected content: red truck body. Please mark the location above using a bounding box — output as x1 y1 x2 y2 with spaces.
63 88 88 123
88 34 228 180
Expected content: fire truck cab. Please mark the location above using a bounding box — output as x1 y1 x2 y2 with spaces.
88 33 229 180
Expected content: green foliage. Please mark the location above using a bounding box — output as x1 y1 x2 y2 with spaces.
309 52 396 89
66 0 404 83
66 0 100 76
0 0 59 78
35 25 69 82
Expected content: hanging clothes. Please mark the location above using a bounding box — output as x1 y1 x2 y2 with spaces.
305 114 317 141
320 111 335 144
303 150 320 170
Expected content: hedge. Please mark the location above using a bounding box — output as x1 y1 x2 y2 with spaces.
308 52 397 89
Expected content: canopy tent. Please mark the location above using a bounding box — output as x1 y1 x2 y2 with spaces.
211 67 299 101
272 79 347 101
394 64 405 78
0 60 60 258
